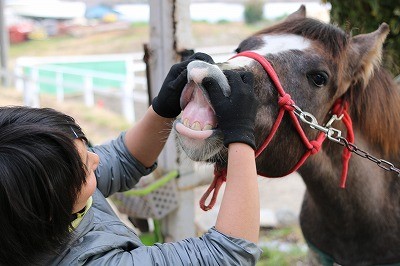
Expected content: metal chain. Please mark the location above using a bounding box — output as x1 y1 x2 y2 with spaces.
292 104 400 177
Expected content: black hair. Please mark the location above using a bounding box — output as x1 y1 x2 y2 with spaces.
0 106 88 265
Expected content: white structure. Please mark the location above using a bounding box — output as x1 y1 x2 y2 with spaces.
15 53 147 123
115 1 331 23
6 0 86 20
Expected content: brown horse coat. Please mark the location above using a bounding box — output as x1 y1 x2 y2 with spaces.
174 6 400 265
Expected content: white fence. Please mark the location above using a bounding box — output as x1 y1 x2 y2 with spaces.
12 46 236 123
14 53 146 123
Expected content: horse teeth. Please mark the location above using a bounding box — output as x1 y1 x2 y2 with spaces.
183 118 189 127
203 124 212 130
191 121 201 131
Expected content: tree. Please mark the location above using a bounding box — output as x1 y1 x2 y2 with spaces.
244 0 264 25
323 0 400 75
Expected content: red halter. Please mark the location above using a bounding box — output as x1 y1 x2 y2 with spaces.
199 51 354 211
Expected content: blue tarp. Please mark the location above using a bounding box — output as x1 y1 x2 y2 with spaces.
85 5 120 20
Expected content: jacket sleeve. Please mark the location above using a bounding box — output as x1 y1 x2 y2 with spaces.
75 227 262 266
90 132 157 198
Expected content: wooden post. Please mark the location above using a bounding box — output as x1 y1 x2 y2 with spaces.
148 0 197 241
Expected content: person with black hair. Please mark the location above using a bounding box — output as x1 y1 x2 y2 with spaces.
0 53 261 265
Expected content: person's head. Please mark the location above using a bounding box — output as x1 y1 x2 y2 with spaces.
0 106 98 265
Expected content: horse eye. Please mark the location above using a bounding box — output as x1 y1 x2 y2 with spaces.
307 72 328 87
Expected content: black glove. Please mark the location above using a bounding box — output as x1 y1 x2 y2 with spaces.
152 52 215 118
202 70 257 149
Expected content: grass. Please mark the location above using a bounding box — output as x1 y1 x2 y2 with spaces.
8 21 267 60
0 88 128 144
257 226 308 265
258 246 307 266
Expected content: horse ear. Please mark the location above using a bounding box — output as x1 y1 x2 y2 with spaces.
346 23 390 86
285 5 306 20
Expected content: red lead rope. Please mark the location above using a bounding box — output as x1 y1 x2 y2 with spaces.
332 99 354 188
199 51 354 211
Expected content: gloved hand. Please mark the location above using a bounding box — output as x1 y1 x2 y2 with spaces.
202 70 258 149
152 52 215 118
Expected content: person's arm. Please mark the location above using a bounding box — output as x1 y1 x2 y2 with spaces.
92 53 215 196
124 53 215 168
202 70 260 243
91 107 174 195
216 142 259 243
124 107 173 168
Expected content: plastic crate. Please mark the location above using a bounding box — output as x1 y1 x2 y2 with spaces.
112 170 179 220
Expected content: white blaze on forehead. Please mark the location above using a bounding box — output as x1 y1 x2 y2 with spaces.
256 34 311 55
228 34 311 67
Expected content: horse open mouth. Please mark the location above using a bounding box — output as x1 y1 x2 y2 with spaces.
175 79 217 140
175 60 230 141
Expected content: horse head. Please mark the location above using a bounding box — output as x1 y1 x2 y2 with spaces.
174 5 390 177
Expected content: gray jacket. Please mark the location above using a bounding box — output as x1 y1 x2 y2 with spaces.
45 133 262 265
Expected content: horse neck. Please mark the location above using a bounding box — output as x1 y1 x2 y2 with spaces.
298 130 400 222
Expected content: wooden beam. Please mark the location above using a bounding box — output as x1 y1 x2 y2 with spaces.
148 0 198 241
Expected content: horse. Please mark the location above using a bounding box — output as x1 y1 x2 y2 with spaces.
173 5 400 266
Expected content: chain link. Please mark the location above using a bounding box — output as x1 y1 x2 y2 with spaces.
292 104 400 177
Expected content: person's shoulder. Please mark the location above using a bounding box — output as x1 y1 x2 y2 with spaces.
57 203 143 265
89 190 141 241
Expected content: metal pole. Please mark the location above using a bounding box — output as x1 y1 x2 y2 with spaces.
0 0 9 87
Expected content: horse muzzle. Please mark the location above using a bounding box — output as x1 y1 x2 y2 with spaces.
174 60 231 161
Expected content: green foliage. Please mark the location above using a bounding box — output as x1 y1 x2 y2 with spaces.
323 0 400 74
256 226 307 265
257 246 307 266
217 19 230 24
244 0 264 25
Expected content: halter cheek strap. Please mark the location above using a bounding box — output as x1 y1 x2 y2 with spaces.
199 51 354 211
332 99 354 188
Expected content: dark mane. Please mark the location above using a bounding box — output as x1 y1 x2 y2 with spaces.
346 68 400 156
256 17 349 57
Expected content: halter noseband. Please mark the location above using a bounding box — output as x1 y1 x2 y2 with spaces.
199 51 354 211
